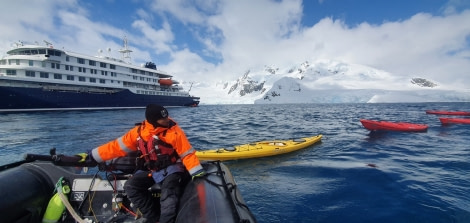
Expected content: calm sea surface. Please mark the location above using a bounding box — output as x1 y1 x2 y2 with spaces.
1 103 469 223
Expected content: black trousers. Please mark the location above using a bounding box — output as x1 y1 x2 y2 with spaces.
124 171 189 223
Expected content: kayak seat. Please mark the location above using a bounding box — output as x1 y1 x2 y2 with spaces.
268 142 286 146
293 138 306 143
224 147 236 151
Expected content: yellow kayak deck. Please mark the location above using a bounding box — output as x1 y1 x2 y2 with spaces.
196 134 322 161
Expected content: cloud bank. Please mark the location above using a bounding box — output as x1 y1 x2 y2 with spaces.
1 0 469 89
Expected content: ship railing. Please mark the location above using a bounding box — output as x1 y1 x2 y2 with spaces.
134 89 190 97
42 85 121 94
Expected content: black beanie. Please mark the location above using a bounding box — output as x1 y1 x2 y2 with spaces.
145 104 169 126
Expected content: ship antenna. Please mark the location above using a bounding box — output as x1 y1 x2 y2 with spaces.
118 36 132 62
43 40 52 47
188 82 194 93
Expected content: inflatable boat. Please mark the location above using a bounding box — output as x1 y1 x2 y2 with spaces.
0 150 257 223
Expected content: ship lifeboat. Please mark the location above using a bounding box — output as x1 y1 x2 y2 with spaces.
158 79 173 86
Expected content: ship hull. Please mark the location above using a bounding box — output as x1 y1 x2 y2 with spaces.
0 85 199 111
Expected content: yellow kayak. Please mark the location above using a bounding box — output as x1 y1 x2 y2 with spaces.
196 134 322 161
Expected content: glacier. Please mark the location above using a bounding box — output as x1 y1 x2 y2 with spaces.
183 59 470 104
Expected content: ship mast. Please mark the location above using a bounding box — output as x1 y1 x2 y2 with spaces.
118 36 132 62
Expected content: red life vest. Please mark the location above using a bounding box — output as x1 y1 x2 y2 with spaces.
137 126 179 171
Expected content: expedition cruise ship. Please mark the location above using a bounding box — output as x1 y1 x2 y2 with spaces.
0 38 199 111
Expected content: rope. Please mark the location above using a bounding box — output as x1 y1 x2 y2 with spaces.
56 185 87 223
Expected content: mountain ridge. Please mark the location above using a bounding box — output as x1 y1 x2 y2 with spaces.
185 59 469 104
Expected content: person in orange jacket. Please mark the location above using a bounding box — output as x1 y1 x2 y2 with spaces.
80 104 205 223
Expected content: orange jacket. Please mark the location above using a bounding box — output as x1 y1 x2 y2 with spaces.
90 119 203 175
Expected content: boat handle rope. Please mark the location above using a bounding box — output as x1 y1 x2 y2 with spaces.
211 161 250 222
203 162 253 214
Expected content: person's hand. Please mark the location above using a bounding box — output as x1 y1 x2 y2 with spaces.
76 153 88 162
192 169 206 180
75 152 98 166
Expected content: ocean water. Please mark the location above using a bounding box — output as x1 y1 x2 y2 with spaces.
1 103 469 223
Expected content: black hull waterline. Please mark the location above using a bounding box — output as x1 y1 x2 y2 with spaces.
0 86 199 111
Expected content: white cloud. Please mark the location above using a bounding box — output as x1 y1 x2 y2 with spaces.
131 19 174 53
149 0 207 25
1 0 469 90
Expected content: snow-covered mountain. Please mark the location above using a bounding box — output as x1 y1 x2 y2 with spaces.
183 59 470 104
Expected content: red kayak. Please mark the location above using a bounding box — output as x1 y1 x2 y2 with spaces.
360 119 428 132
426 110 470 116
439 117 470 125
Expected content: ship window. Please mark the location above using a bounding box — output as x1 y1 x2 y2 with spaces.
110 64 116 69
56 63 60 69
89 60 96 66
100 62 107 68
31 50 38 55
100 79 105 84
26 71 35 77
40 72 49 78
70 66 74 71
140 70 145 74
67 75 74 81
79 77 86 82
65 65 69 70
29 60 33 66
51 63 55 68
54 74 62 79
66 56 69 62
90 78 96 83
78 58 85 64
39 49 46 54
47 49 62 57
131 68 137 73
15 59 20 65
6 70 16 75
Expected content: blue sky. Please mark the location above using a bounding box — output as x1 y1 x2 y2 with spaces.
1 0 470 87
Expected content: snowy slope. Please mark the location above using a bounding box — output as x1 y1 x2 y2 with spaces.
183 59 470 104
